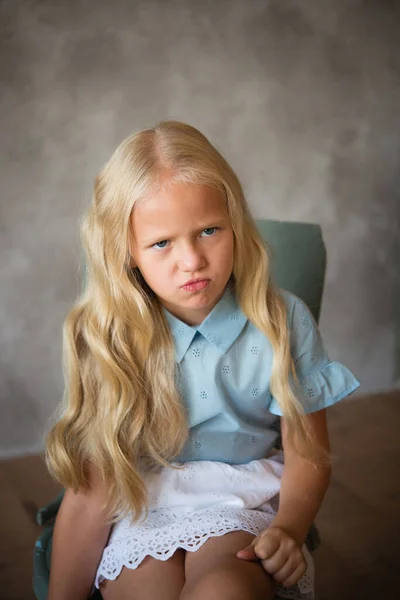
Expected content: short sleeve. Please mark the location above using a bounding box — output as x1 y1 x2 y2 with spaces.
269 292 361 416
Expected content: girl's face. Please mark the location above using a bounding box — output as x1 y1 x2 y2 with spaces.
130 181 234 325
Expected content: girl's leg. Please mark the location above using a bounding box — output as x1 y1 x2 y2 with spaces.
100 549 186 600
181 531 276 600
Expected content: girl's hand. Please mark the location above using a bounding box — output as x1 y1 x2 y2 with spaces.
236 526 307 588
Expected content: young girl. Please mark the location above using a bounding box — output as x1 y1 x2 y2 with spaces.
45 121 360 600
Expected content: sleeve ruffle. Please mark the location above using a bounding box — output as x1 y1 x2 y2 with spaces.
268 360 361 416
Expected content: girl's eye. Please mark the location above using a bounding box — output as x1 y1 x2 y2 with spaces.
152 240 169 249
201 227 218 237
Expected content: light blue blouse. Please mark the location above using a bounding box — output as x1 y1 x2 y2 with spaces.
163 284 360 465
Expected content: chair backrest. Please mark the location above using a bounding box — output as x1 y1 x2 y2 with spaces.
256 219 326 323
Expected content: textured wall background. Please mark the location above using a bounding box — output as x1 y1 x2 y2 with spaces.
1 0 399 457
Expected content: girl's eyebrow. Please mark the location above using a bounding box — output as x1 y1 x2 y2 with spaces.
141 232 174 246
141 218 228 246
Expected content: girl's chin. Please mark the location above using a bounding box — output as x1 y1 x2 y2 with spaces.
183 290 217 305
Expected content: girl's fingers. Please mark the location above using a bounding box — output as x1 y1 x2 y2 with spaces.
251 527 306 586
236 544 259 561
269 553 302 583
253 532 281 561
279 559 307 588
259 543 289 574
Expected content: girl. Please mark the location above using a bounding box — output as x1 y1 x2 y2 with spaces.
45 121 360 600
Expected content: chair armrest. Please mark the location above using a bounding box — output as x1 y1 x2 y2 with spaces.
36 490 65 526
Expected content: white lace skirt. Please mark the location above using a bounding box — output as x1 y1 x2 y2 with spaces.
95 456 314 599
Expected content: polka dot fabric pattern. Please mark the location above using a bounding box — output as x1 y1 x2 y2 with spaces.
268 293 361 416
163 284 360 463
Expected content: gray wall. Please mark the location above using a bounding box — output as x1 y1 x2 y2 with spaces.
1 0 399 457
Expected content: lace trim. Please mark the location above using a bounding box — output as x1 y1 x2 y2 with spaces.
95 505 314 598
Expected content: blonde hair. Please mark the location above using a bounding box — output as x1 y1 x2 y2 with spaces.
46 121 324 524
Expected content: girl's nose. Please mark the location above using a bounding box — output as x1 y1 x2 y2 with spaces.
178 242 206 272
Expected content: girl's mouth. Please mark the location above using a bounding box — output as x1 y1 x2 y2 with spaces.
181 278 210 292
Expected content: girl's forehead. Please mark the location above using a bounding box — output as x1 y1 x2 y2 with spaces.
138 177 222 202
133 182 227 219
130 183 230 238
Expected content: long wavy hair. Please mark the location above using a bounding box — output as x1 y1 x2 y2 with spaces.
46 121 324 525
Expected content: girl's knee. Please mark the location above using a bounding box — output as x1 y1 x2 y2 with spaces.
100 550 186 600
180 581 271 600
180 561 275 600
